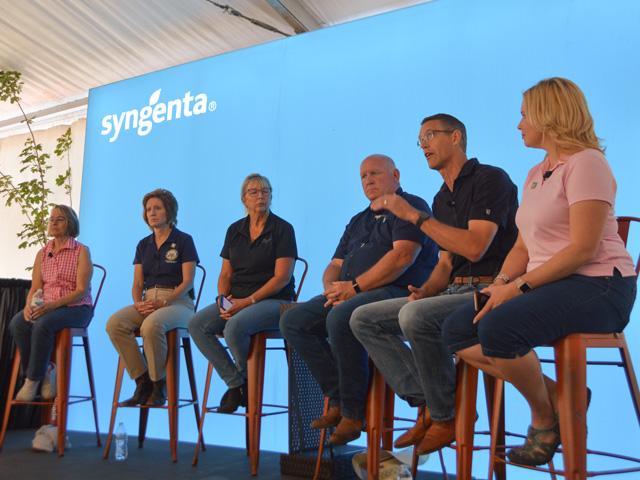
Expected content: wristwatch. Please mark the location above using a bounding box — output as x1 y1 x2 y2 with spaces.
415 211 431 229
352 281 362 293
514 277 532 294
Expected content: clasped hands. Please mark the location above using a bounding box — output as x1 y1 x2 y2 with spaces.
323 281 357 307
23 302 56 322
134 298 167 317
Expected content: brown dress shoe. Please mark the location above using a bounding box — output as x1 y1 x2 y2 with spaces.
416 419 455 455
310 405 341 429
328 417 363 445
394 405 432 448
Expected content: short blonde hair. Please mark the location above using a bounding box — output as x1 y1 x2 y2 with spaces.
523 77 603 153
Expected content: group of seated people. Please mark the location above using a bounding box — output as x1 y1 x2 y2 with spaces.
9 77 637 468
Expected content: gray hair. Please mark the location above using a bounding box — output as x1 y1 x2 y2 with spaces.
52 204 80 237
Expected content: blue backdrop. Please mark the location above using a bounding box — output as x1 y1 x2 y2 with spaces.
79 0 640 476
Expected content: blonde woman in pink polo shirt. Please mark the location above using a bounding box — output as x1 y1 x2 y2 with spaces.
442 77 637 466
9 205 94 402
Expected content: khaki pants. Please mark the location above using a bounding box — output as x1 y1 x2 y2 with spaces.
106 288 194 381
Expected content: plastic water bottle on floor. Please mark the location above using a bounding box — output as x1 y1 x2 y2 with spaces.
397 464 412 479
115 422 128 461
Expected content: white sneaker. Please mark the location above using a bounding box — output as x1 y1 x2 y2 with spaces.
16 379 40 402
41 362 57 400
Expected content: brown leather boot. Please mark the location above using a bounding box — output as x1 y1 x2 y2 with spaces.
310 405 341 429
394 405 432 448
416 419 455 455
328 417 363 445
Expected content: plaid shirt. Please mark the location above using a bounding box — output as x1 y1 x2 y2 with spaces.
41 238 92 307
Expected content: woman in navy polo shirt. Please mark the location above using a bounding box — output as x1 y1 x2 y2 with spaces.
106 189 199 407
189 173 297 413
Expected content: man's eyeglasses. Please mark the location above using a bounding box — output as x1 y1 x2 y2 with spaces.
417 129 454 148
48 216 67 224
246 188 271 198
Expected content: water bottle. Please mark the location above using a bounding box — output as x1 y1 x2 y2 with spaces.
396 464 412 480
115 422 128 461
31 289 44 308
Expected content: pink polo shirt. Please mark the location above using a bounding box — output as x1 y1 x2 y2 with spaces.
41 238 93 307
515 148 635 277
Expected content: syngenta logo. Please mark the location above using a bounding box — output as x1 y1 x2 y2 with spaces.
100 88 217 143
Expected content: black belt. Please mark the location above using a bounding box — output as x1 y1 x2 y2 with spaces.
145 285 176 290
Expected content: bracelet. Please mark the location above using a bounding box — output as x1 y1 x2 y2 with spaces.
495 273 510 284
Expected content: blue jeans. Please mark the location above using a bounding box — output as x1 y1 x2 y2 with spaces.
279 286 407 421
350 284 484 421
443 273 637 358
9 305 93 380
188 299 289 388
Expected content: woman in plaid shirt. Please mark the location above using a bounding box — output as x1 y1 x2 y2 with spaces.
10 205 94 402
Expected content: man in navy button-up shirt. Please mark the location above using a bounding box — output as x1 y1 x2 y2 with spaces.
280 154 438 445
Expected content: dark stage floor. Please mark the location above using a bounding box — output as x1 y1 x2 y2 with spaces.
0 429 469 479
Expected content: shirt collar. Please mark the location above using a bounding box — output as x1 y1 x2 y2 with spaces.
239 212 275 238
437 158 479 195
145 227 179 248
45 237 77 253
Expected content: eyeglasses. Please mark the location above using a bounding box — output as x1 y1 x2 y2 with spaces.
417 129 454 148
48 216 67 224
246 188 271 198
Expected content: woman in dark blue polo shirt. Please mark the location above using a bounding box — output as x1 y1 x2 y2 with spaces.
106 189 199 407
189 173 297 413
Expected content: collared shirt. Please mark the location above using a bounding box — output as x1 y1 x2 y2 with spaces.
134 227 199 289
432 158 518 279
333 188 439 289
41 238 92 307
221 212 298 300
517 148 635 277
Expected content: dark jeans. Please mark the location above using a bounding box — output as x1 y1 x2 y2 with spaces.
9 305 93 380
279 286 407 421
443 272 637 358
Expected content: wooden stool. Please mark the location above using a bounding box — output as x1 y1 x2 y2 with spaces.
102 328 203 462
192 257 309 475
103 264 207 462
485 216 640 479
0 263 106 456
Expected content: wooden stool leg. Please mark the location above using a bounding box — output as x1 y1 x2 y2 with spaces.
555 336 587 480
166 330 180 463
313 397 330 480
192 363 214 466
0 351 21 452
455 360 478 480
182 337 204 450
56 329 72 457
138 407 150 448
487 377 505 480
247 334 267 475
619 337 640 426
103 356 126 459
366 368 386 480
382 384 394 450
82 335 101 447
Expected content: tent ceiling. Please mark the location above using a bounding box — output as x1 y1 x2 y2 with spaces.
0 0 428 124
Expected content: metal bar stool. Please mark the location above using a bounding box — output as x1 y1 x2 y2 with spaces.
102 264 207 462
0 263 107 456
192 257 309 475
485 216 640 480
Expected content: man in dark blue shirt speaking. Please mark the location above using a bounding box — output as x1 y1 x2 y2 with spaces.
280 154 438 445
